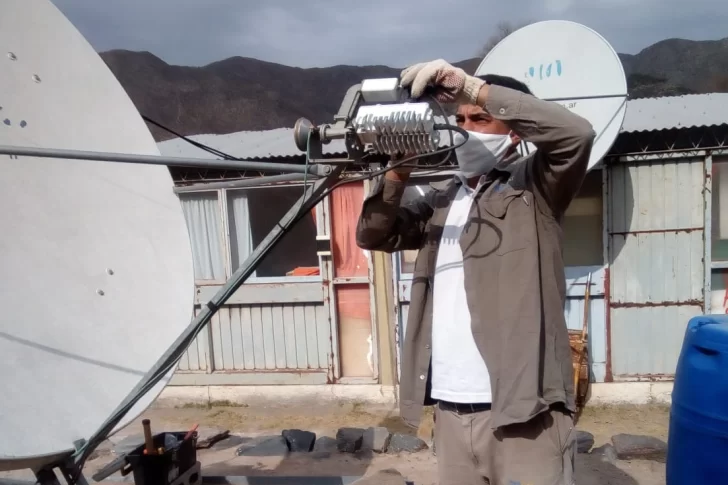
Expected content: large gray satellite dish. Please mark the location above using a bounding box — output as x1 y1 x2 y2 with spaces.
476 20 628 171
0 0 194 472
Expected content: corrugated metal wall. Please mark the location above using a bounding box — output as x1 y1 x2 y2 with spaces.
178 313 209 371
178 303 330 372
608 158 705 379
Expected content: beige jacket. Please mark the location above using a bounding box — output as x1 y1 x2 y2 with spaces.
355 84 596 428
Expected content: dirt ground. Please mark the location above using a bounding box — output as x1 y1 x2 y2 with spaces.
104 401 668 484
0 401 668 484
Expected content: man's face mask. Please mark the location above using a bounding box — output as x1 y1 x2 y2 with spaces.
452 130 514 178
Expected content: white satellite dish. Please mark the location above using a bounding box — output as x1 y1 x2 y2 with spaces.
0 0 194 472
476 20 628 170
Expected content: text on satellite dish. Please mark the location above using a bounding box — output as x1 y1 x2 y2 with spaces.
525 60 563 81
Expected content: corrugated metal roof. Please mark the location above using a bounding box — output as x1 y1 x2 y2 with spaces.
158 127 344 160
158 94 728 160
621 93 728 133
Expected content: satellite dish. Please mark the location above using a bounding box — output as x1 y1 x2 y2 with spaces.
476 20 628 170
0 0 194 472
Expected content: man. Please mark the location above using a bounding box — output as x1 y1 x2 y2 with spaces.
355 59 595 485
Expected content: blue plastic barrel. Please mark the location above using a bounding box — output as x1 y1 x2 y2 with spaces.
667 315 728 484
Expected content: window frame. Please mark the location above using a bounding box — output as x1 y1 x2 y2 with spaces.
708 154 728 314
710 156 728 269
179 183 325 286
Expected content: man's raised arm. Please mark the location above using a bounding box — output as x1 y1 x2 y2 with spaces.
476 84 596 215
400 58 596 216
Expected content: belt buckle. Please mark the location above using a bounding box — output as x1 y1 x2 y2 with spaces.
454 403 476 415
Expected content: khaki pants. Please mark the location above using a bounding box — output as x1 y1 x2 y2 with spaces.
434 403 576 485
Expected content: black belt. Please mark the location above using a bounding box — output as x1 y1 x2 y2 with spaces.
438 400 491 414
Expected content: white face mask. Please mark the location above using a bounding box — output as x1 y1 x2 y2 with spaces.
452 130 514 178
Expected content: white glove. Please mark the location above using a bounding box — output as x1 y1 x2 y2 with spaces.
399 59 485 104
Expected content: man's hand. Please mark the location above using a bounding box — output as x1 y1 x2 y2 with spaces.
385 153 416 183
400 59 485 105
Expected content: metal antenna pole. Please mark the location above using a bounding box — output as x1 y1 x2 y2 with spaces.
0 144 329 176
79 164 346 473
173 173 315 193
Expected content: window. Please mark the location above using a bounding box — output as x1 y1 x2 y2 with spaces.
712 160 728 260
180 185 321 282
179 192 226 281
562 170 604 267
710 269 728 314
710 158 728 313
227 186 319 278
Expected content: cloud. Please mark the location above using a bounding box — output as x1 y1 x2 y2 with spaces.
52 0 728 68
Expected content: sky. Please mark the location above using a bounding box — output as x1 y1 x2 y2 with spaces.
53 0 728 68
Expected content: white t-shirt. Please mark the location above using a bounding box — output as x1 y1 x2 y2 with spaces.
430 178 492 403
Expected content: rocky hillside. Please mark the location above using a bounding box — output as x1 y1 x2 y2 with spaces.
99 37 728 141
620 37 728 93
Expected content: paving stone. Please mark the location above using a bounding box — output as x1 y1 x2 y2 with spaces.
336 427 365 453
387 433 428 453
313 436 338 453
282 429 316 452
611 433 667 460
576 430 595 453
235 435 289 457
362 427 392 453
591 443 619 465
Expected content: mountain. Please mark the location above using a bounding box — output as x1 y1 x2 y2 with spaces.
99 37 728 142
620 38 728 92
619 37 728 97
